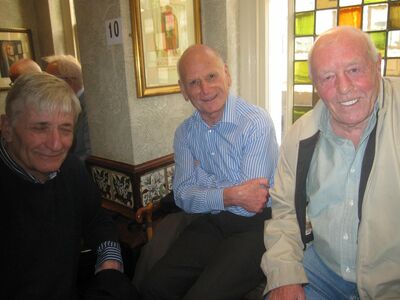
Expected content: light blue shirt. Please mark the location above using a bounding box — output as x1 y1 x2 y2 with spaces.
307 103 377 282
173 94 279 216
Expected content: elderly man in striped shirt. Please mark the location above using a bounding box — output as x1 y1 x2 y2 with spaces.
141 44 279 300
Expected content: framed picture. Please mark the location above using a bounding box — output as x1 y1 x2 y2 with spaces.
0 28 35 90
130 0 202 97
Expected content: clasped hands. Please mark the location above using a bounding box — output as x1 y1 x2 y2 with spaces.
224 178 270 213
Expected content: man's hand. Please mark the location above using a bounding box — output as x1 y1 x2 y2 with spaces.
223 178 270 213
267 284 305 300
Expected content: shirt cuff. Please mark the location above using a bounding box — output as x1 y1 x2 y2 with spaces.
95 241 123 274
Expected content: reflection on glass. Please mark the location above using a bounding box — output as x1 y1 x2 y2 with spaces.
296 12 315 35
363 4 388 31
387 30 400 57
386 58 400 76
294 61 311 84
339 6 362 28
296 0 315 12
339 0 362 6
316 9 337 34
317 0 337 9
389 3 400 29
295 37 314 60
369 31 387 56
294 84 313 106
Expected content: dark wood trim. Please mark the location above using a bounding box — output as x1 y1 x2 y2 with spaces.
86 154 174 175
134 153 175 175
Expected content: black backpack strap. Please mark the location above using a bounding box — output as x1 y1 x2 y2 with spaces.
358 118 377 221
295 131 320 248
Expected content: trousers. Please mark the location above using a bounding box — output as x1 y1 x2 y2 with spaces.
141 208 271 300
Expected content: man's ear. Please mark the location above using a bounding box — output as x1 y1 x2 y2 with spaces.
178 80 189 101
0 115 13 142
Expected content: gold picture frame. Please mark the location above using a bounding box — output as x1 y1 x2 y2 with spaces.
0 28 35 90
130 0 202 97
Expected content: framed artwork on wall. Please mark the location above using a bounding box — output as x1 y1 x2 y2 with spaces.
0 28 35 90
130 0 202 97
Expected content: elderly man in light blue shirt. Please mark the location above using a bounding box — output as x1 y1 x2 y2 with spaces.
141 44 279 300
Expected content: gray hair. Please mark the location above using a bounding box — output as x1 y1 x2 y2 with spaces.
5 72 81 125
308 26 379 79
43 54 83 87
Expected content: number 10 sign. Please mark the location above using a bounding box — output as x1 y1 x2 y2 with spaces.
105 18 123 45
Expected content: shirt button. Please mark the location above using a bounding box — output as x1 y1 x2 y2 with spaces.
208 129 212 133
349 200 354 206
350 168 355 173
343 233 349 240
345 267 351 273
211 152 215 156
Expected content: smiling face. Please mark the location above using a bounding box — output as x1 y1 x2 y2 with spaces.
1 105 75 182
310 28 381 135
178 45 231 126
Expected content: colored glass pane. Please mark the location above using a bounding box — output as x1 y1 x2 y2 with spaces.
294 61 311 83
316 9 337 34
363 4 388 31
339 0 362 6
316 0 337 9
386 58 400 76
369 31 387 56
387 30 400 56
296 0 315 12
389 3 400 29
295 12 315 36
295 37 314 60
364 0 387 3
294 85 313 106
293 106 313 122
339 6 362 28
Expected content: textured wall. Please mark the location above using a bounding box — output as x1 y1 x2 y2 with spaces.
74 0 194 165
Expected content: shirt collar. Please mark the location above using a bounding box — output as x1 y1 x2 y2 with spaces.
319 100 378 144
0 137 58 184
194 93 238 127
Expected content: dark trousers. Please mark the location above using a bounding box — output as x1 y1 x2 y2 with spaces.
141 208 271 300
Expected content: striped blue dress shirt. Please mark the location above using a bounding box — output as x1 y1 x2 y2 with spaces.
173 94 279 217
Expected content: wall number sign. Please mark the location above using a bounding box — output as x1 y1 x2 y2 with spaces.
105 18 123 45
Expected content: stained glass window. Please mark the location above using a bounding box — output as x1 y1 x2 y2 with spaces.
292 0 400 122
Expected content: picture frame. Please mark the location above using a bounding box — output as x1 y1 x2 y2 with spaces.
0 28 35 90
130 0 202 97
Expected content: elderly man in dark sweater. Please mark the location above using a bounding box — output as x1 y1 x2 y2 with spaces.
0 72 137 299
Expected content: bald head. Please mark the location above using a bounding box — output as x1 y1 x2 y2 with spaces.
9 58 42 83
177 44 225 80
308 26 379 80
